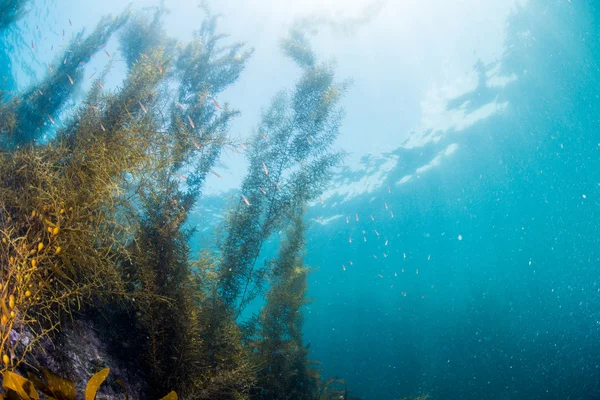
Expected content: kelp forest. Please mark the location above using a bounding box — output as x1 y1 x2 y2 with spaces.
0 1 356 399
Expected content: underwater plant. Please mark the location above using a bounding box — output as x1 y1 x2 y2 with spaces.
244 208 320 400
0 23 170 370
119 1 176 70
0 9 130 148
0 0 31 32
0 366 178 399
0 3 355 399
216 25 349 316
109 6 256 398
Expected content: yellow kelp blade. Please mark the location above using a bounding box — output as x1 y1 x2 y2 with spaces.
41 368 75 400
2 371 40 400
159 391 178 400
84 368 110 400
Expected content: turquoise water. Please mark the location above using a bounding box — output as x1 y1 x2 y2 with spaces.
3 0 600 398
299 3 600 398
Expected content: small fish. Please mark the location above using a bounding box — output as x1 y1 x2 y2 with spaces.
63 58 66 64
50 44 53 51
97 80 104 89
342 264 346 271
69 18 72 27
388 185 391 193
262 162 269 175
364 179 368 188
401 268 405 273
104 50 111 58
138 101 147 114
403 253 406 259
394 272 397 277
192 140 201 150
377 274 383 278
88 105 99 110
36 25 38 30
306 137 312 144
48 64 54 73
363 236 367 242
140 53 148 59
384 202 388 210
67 75 74 85
385 239 389 246
390 211 394 218
174 102 185 111
383 253 387 258
355 213 359 221
157 64 163 73
62 29 65 38
373 255 378 259
31 41 34 50
187 115 195 129
259 187 267 195
47 115 55 125
349 261 353 265
402 291 407 297
231 148 239 155
346 216 349 224
212 172 222 179
212 98 220 109
88 72 95 80
319 197 324 205
428 255 431 260
38 90 44 96
349 237 352 243
241 194 251 206
176 173 186 181
239 143 247 150
374 230 379 236
317 216 322 223
100 123 106 132
276 184 281 192
370 215 375 221
260 133 269 142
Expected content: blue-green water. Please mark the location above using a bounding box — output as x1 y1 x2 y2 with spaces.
299 3 600 398
3 0 600 398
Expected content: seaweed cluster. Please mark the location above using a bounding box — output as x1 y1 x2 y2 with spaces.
0 4 354 399
1 366 177 399
0 0 31 32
